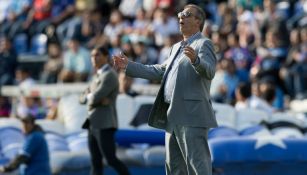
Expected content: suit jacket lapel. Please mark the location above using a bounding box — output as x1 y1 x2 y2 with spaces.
178 36 201 65
165 43 181 71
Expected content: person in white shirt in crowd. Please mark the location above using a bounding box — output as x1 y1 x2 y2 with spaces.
235 82 252 110
148 6 180 48
59 35 92 82
249 79 276 115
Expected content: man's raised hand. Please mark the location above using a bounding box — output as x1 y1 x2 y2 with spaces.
112 52 129 71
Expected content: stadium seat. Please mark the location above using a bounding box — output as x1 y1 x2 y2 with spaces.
143 146 165 166
30 34 48 55
0 118 22 130
13 33 28 54
57 94 88 134
131 95 155 129
45 132 70 152
270 112 305 128
289 99 307 113
210 137 307 175
36 119 66 135
116 94 135 129
116 129 164 147
208 126 239 139
0 127 24 159
66 131 89 152
212 102 236 128
239 125 271 136
50 151 91 175
0 118 24 161
265 112 305 138
271 127 304 138
236 108 269 130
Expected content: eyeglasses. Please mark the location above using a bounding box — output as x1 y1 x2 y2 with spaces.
177 11 194 19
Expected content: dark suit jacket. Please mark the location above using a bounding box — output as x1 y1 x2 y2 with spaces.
126 34 218 130
79 64 119 129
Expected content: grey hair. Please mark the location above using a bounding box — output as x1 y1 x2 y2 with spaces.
184 4 206 31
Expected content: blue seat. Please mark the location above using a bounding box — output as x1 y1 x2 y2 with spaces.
13 33 28 54
116 129 165 147
210 137 307 175
30 34 48 55
50 151 91 175
0 127 24 159
239 125 270 136
66 131 88 152
143 146 165 166
45 132 69 152
208 126 239 139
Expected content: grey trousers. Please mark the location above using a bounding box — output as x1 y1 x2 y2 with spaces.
165 125 212 175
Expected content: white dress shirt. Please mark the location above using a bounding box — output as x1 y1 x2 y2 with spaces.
164 32 201 103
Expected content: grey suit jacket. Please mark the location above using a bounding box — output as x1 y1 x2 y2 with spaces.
80 64 119 129
126 34 218 130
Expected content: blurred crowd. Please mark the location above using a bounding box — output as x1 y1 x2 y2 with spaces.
0 0 306 120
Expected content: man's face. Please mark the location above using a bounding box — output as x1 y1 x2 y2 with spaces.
68 40 79 53
178 7 200 36
22 121 33 134
91 49 107 69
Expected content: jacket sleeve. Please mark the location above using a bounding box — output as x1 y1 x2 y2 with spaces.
87 72 118 108
192 39 217 80
79 87 90 105
126 61 166 81
125 45 177 81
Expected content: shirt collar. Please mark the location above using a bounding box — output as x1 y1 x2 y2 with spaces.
181 32 202 46
97 64 109 75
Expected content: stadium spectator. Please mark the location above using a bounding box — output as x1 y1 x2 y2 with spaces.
45 97 58 120
211 58 240 104
0 0 11 26
224 33 253 82
249 79 276 115
40 42 63 84
0 96 11 117
15 67 47 120
133 40 159 65
22 0 53 42
280 27 307 99
124 8 152 45
251 27 287 91
148 6 180 48
59 36 92 82
0 115 51 175
103 9 130 55
118 71 139 97
0 0 31 39
0 36 18 86
84 8 106 49
50 0 76 27
158 34 179 64
118 0 143 20
235 82 252 110
55 0 97 45
15 66 36 89
210 59 227 103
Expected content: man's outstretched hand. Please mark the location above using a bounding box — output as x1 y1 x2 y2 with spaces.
112 52 129 71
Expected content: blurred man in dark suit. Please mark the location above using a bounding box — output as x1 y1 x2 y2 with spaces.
80 46 130 175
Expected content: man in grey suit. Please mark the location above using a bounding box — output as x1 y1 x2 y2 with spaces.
80 46 130 175
113 4 217 175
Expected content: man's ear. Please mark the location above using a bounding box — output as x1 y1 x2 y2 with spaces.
195 19 201 29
